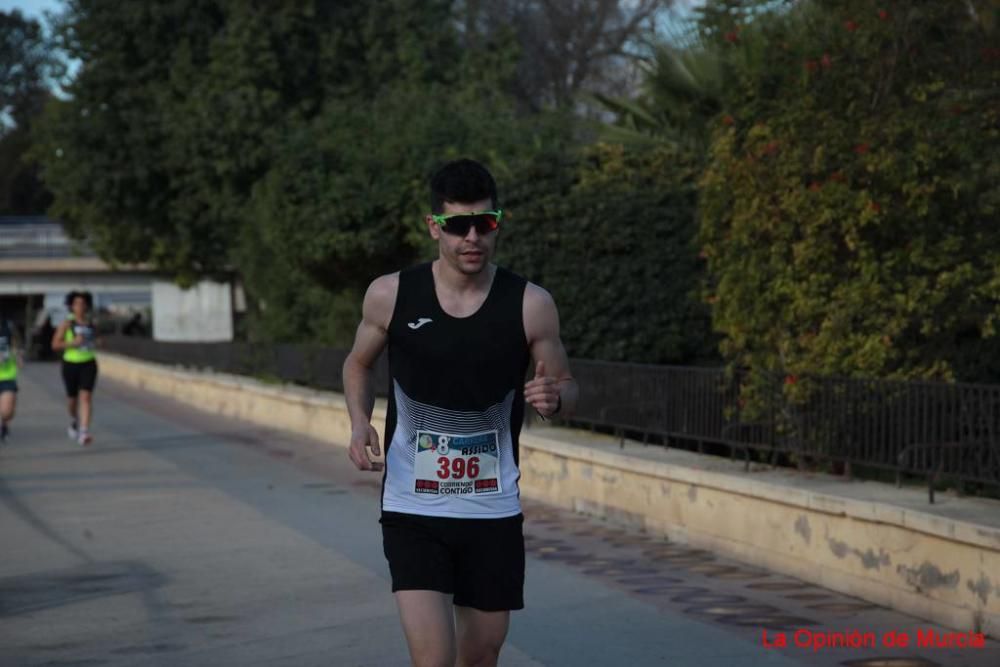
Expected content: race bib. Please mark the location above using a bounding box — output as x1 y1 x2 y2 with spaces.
413 430 501 496
74 325 96 351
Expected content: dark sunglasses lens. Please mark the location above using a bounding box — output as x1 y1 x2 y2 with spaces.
443 216 473 236
443 214 498 235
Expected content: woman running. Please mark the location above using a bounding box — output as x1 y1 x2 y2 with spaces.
52 291 99 446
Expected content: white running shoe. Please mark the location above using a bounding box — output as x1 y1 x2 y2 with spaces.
67 425 78 440
77 432 93 446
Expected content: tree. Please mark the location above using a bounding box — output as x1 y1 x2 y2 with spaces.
32 0 469 283
0 10 63 214
457 0 669 111
240 4 569 344
0 116 52 214
1 9 62 127
591 0 796 149
34 0 572 342
698 0 1000 381
33 0 228 277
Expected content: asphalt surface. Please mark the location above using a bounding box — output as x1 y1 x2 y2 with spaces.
2 363 998 666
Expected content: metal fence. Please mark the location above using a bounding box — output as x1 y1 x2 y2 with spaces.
567 360 1000 501
103 337 1000 501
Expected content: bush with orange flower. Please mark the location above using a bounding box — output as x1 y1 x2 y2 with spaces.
698 0 1000 382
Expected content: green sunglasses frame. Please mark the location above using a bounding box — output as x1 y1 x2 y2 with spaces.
430 209 503 231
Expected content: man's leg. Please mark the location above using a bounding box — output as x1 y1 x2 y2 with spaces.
454 606 509 667
395 590 456 667
66 396 77 423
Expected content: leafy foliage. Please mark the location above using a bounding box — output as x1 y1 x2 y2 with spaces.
232 4 571 344
32 0 713 355
1 10 62 213
241 80 546 344
499 142 717 364
1 9 63 127
33 0 228 277
698 0 1000 381
458 0 668 111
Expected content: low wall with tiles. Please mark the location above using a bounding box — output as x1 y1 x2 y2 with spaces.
99 352 1000 638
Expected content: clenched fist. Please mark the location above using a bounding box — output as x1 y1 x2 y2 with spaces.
524 360 561 418
349 423 384 472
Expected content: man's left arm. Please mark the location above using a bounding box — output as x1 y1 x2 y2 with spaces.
523 284 578 418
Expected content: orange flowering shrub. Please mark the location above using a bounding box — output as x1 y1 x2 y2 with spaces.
698 0 1000 381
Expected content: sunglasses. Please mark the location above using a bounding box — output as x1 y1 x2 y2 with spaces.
430 210 502 236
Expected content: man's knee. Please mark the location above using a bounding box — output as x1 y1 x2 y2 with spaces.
411 649 456 667
457 622 506 667
458 645 500 667
457 641 503 667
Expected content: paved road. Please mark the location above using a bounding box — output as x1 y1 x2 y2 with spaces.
2 363 997 666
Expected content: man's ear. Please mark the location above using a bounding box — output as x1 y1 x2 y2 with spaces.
426 215 441 240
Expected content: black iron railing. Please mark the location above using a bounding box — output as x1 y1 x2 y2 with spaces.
102 337 1000 501
567 360 1000 502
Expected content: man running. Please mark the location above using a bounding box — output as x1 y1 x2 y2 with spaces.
0 315 24 443
343 158 578 667
51 291 99 446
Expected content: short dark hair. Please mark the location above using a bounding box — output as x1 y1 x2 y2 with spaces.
65 290 93 309
429 158 498 214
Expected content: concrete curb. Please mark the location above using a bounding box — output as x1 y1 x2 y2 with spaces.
524 433 1000 552
98 352 1000 638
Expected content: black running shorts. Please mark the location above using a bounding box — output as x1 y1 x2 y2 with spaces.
380 511 525 612
61 360 98 397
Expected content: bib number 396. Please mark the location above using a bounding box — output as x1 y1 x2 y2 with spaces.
437 456 480 479
414 430 501 496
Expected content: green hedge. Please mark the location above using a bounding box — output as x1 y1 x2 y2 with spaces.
500 143 717 364
698 0 1000 381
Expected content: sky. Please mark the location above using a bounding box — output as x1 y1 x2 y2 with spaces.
0 0 61 21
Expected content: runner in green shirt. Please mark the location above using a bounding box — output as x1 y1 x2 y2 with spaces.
51 291 99 446
0 316 24 443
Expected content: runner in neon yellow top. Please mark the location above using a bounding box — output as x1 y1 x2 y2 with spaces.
51 291 99 446
62 320 97 363
0 317 23 443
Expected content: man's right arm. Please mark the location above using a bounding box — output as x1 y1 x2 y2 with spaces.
342 273 398 471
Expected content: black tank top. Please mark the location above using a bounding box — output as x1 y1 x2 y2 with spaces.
381 262 531 518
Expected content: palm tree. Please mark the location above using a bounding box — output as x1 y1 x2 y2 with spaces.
591 0 797 148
